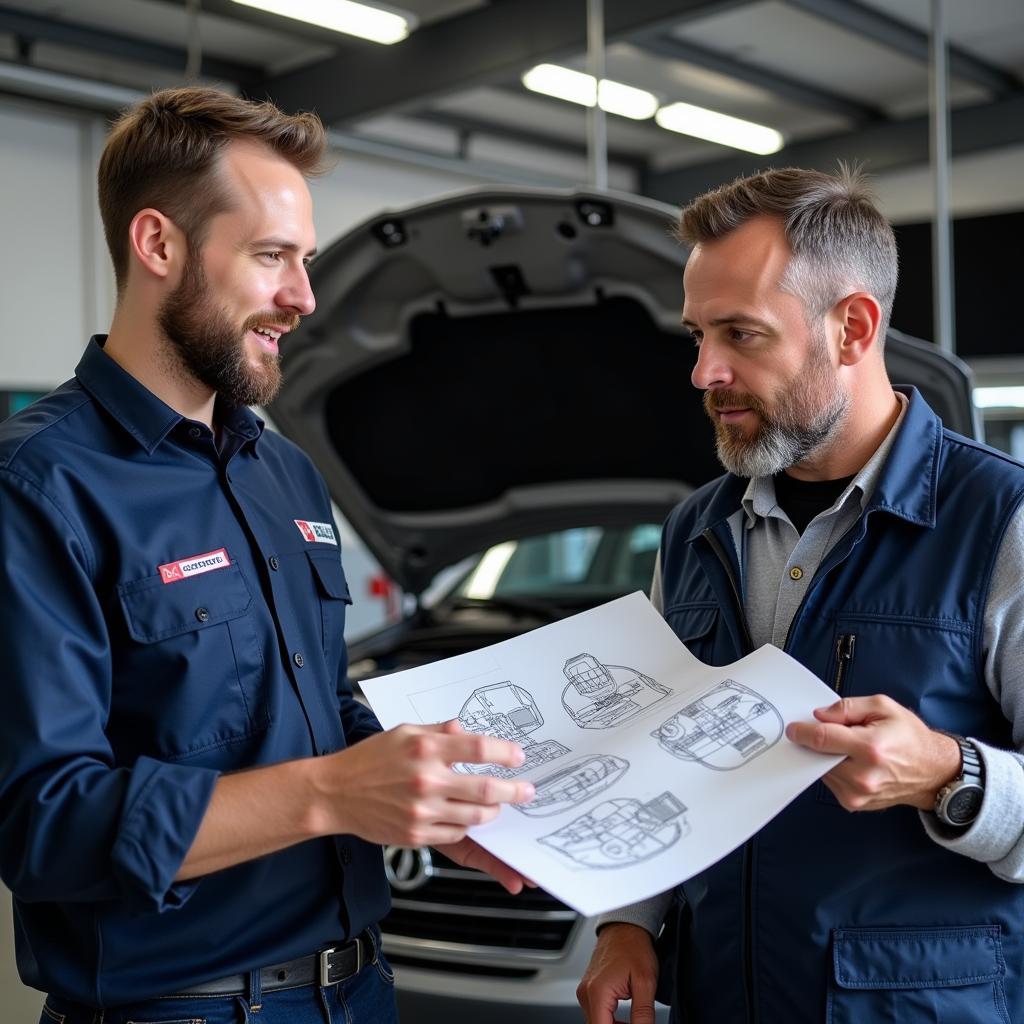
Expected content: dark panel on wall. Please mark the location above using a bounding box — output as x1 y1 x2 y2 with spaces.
891 210 1024 358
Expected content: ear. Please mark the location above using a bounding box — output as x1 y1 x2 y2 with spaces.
834 292 883 366
127 208 186 283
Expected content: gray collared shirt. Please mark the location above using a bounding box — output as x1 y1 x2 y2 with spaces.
737 393 907 649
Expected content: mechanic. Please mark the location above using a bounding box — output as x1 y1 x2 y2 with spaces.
576 166 1024 1023
0 86 534 1024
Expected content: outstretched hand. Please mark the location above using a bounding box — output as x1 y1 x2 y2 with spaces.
324 718 535 847
785 695 961 812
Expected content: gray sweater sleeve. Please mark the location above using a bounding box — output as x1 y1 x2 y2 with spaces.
920 501 1024 879
595 554 674 937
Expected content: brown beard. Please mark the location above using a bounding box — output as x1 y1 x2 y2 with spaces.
157 255 299 407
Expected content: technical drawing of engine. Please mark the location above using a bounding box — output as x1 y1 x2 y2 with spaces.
539 791 689 869
561 652 670 729
651 679 783 770
515 754 629 817
454 681 569 779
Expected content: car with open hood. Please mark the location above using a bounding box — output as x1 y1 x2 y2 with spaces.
269 185 978 1022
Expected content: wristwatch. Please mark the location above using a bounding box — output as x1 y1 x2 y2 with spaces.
933 735 984 828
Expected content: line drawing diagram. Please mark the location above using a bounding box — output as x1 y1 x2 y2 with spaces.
454 681 570 779
561 652 671 729
539 791 689 869
651 679 783 770
515 754 630 818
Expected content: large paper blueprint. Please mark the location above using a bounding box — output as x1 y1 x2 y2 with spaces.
360 591 843 917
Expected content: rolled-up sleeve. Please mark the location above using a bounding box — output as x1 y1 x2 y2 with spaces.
0 467 218 912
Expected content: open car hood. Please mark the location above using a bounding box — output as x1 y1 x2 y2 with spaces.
271 186 977 595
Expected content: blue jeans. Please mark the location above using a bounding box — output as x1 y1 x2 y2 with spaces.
38 945 398 1024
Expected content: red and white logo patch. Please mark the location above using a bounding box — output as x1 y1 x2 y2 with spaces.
294 520 337 545
158 548 231 584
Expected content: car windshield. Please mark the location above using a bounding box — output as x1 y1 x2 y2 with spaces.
453 524 662 602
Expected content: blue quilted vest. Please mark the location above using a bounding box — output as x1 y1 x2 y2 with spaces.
658 389 1024 1023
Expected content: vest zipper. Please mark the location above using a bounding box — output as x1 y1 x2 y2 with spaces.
833 633 856 693
700 527 756 1022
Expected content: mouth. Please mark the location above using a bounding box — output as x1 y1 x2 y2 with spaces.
247 325 287 355
714 407 754 424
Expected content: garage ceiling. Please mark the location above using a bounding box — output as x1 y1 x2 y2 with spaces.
1 0 1023 201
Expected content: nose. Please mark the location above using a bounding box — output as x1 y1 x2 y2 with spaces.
691 335 734 392
277 263 316 316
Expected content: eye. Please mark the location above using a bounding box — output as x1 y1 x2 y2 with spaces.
259 251 283 263
729 327 753 342
687 330 703 348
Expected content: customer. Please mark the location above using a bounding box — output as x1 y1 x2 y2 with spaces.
577 166 1024 1023
0 86 533 1024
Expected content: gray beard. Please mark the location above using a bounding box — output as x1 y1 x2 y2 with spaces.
715 390 849 477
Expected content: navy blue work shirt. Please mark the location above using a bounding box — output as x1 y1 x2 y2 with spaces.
0 337 390 1006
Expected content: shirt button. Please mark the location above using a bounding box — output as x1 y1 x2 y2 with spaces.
789 566 804 581
195 607 210 622
293 652 305 668
269 555 280 571
188 426 202 439
340 844 353 865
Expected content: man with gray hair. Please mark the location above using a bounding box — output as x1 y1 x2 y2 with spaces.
577 166 1024 1023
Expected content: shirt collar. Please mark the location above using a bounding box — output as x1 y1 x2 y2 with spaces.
75 336 265 455
740 391 909 528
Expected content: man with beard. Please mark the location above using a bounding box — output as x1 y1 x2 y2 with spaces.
0 88 535 1024
576 167 1024 1023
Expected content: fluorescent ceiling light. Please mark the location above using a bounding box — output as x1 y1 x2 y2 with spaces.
231 0 410 45
655 101 783 155
522 64 659 120
974 386 1024 409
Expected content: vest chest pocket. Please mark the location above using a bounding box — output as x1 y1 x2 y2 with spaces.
664 604 718 664
828 925 1010 1024
306 549 352 671
116 561 268 761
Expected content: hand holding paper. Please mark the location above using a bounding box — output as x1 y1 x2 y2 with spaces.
362 592 843 917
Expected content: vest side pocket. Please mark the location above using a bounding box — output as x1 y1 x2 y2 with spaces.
828 924 1010 1024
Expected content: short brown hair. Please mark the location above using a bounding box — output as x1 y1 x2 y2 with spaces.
98 87 328 290
677 165 898 341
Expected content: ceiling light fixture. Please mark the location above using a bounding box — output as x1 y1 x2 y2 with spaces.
521 64 659 120
973 387 1024 409
655 101 783 155
231 0 410 45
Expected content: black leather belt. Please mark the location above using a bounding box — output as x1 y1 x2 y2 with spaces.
165 930 375 998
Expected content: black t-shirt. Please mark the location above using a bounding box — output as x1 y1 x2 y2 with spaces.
772 470 855 535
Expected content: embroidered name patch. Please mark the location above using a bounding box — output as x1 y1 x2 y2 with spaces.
294 519 337 545
158 548 231 584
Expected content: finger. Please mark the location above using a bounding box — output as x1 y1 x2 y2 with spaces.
438 731 527 770
811 695 890 725
445 772 536 808
786 719 860 756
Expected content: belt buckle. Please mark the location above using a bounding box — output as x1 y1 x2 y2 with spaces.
319 939 363 987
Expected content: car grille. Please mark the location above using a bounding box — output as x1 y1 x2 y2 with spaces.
380 848 580 972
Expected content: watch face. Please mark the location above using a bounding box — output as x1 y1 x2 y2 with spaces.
946 784 984 825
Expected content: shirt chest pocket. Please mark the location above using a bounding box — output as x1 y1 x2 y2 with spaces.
306 549 352 672
116 562 269 762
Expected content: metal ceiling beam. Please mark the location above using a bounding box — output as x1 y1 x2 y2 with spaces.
0 5 261 87
635 34 885 124
642 92 1024 205
260 0 755 125
783 0 1022 97
413 109 649 177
